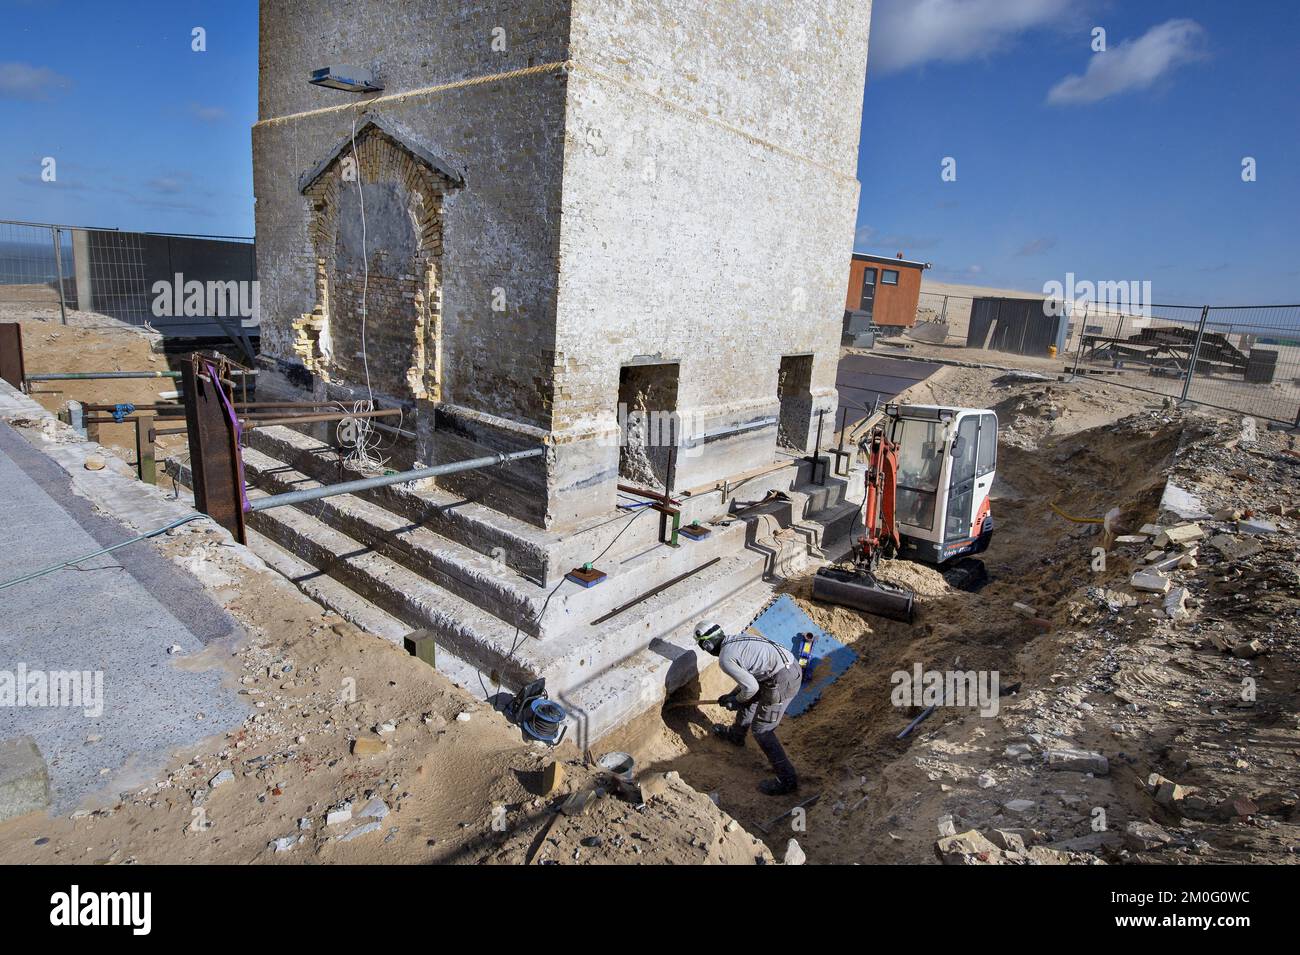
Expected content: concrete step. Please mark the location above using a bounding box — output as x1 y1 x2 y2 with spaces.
531 547 770 698
239 439 815 642
245 471 771 696
246 527 409 642
243 424 846 586
243 485 544 685
559 578 778 747
243 424 557 583
241 444 553 635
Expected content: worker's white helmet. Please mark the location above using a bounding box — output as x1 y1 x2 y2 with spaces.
694 621 725 655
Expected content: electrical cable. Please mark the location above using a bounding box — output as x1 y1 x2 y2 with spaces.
332 113 386 476
0 513 206 591
478 502 656 704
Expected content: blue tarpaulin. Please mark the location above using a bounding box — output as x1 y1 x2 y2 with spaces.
746 594 857 717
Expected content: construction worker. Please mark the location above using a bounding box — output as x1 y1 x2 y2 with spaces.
694 621 801 796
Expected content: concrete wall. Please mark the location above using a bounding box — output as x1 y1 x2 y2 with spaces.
255 0 871 530
254 0 572 524
549 0 871 524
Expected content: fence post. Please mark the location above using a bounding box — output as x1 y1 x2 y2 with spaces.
1180 305 1210 404
51 227 67 325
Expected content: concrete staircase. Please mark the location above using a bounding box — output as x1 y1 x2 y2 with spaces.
207 424 861 744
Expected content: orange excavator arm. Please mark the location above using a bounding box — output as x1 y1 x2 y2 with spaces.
816 420 915 622
859 425 900 567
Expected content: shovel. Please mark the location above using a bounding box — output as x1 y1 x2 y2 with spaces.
663 698 726 710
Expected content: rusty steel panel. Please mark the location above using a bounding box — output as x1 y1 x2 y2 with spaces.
0 323 25 390
183 359 246 544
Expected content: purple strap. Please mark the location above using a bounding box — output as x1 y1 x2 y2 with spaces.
205 361 251 513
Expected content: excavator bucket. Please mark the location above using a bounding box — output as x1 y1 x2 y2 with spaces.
812 566 915 623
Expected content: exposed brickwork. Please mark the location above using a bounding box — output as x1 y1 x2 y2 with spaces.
296 126 449 403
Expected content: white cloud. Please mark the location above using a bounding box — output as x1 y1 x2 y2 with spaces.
187 102 229 123
870 0 1073 74
0 61 72 100
855 224 942 253
1016 236 1056 257
1047 19 1206 105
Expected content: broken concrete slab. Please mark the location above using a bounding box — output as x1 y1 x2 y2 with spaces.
1237 518 1278 536
1049 831 1120 853
1131 569 1171 594
0 736 51 822
1124 820 1173 851
987 829 1026 853
1155 523 1204 547
1164 587 1190 621
1159 481 1211 521
1207 535 1263 561
1044 748 1109 775
936 829 1002 865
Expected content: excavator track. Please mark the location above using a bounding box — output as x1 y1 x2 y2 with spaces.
941 557 990 593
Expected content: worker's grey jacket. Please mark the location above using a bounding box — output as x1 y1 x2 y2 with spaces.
719 632 797 702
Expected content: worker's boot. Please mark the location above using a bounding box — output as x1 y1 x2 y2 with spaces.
754 730 798 796
712 723 747 747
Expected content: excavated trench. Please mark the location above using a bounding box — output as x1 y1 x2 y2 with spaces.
603 413 1186 862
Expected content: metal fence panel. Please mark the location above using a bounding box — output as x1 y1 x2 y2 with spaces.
0 219 257 347
82 229 150 325
1066 301 1300 426
0 220 73 320
1186 306 1300 427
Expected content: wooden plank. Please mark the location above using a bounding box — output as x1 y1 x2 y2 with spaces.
135 413 156 485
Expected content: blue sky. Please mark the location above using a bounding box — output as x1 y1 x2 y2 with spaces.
861 0 1300 304
1 0 1296 303
0 0 257 235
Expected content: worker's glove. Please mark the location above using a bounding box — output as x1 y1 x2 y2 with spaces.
719 691 741 712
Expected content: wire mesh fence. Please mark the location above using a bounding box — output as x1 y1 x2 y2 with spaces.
1064 302 1300 426
915 290 973 340
906 289 1300 426
0 218 257 346
0 220 74 318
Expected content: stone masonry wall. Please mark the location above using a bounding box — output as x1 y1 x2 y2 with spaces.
255 0 871 530
254 0 573 525
547 0 872 522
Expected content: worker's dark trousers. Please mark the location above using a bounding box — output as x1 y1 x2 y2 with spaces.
732 662 802 786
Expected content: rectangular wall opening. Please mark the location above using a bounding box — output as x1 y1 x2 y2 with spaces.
777 354 814 452
617 361 680 491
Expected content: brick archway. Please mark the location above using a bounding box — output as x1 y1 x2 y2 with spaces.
295 119 461 403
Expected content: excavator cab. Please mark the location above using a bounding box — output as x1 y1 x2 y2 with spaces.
889 405 997 565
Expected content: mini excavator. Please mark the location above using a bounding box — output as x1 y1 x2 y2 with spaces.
813 404 998 623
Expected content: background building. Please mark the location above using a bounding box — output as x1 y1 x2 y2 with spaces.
844 251 928 340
